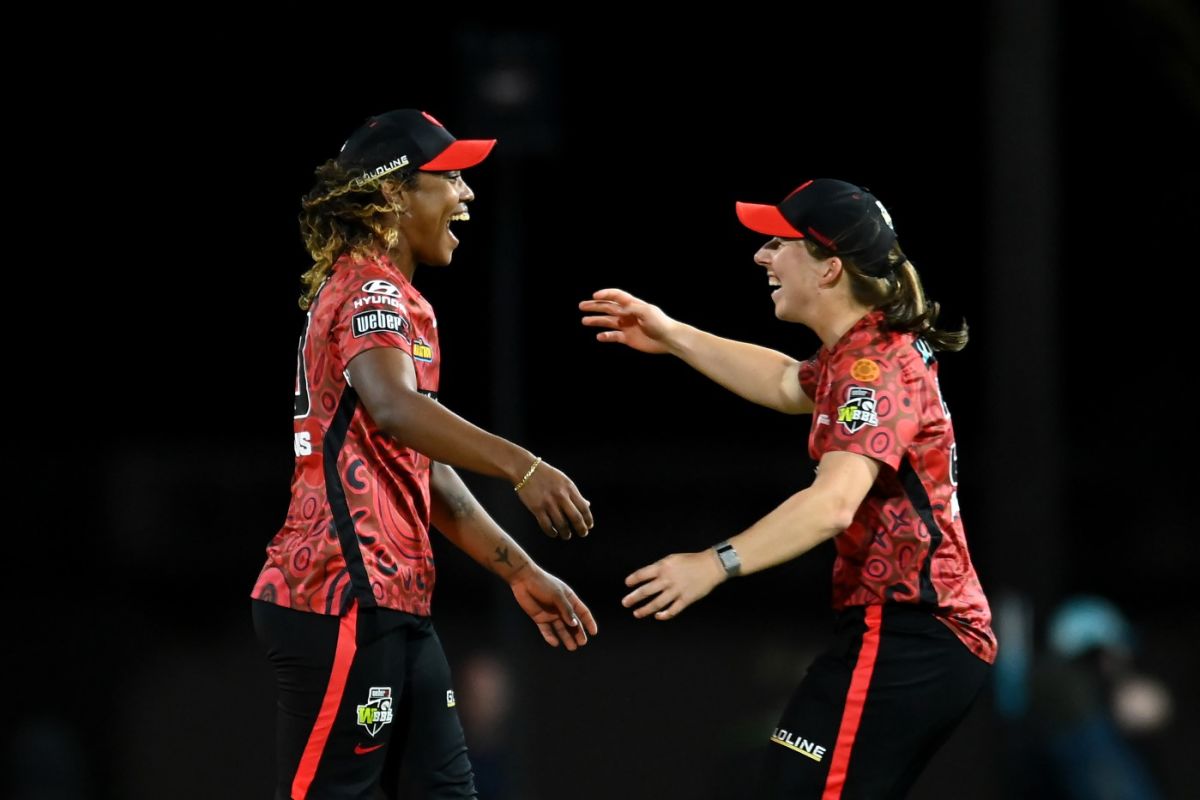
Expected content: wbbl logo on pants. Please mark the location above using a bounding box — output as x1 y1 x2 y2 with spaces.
356 687 395 736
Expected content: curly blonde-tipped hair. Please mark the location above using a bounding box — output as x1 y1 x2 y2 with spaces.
296 160 419 310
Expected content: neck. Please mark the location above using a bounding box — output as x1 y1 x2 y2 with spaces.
810 297 875 349
393 255 418 282
360 242 417 281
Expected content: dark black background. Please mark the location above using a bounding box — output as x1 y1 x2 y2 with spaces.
15 6 1198 799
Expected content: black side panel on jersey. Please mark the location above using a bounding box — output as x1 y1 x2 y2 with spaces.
898 458 946 609
324 387 377 612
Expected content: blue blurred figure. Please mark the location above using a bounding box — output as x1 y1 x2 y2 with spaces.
997 594 1170 800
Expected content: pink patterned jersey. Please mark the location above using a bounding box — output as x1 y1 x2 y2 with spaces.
800 311 995 663
253 252 441 616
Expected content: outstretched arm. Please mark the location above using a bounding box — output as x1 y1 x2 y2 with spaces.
580 288 813 414
431 461 598 650
348 347 593 538
622 450 880 620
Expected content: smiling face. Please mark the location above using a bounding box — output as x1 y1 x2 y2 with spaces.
391 170 475 266
754 237 842 323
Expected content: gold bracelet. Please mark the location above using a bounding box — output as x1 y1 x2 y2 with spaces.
513 456 543 492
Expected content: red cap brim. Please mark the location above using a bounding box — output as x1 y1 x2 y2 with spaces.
420 139 496 171
735 202 805 238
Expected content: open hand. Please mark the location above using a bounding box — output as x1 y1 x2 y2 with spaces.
580 288 680 355
622 551 725 621
510 566 598 650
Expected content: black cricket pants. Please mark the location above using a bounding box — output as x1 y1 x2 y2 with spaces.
253 599 477 800
759 604 990 799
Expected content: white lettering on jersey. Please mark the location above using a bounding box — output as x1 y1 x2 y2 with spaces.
352 294 402 309
352 309 412 339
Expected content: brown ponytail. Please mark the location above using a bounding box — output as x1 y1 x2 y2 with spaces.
805 240 968 352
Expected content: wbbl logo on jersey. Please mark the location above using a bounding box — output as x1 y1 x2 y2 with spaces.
356 687 395 737
837 386 879 433
352 309 411 340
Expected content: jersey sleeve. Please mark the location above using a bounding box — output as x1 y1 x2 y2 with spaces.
330 280 415 370
812 354 920 471
798 353 820 401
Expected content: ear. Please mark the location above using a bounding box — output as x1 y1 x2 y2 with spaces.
380 178 411 214
818 256 843 288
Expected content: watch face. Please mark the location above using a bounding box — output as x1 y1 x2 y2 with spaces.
717 545 740 575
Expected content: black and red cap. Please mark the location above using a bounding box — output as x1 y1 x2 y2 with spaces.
337 109 496 188
736 179 900 276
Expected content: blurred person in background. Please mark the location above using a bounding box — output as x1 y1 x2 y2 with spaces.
1019 594 1170 799
456 651 516 799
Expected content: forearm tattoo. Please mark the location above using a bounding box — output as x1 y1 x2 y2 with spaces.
493 545 513 567
445 488 476 520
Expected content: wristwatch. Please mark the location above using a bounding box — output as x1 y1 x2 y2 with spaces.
713 540 742 578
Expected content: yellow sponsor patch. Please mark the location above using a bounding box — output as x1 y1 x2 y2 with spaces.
412 339 434 363
850 358 880 383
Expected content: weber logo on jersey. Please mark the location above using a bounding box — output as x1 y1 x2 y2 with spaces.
837 386 879 433
352 309 411 340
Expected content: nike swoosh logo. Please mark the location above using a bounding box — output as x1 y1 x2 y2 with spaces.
354 743 385 755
